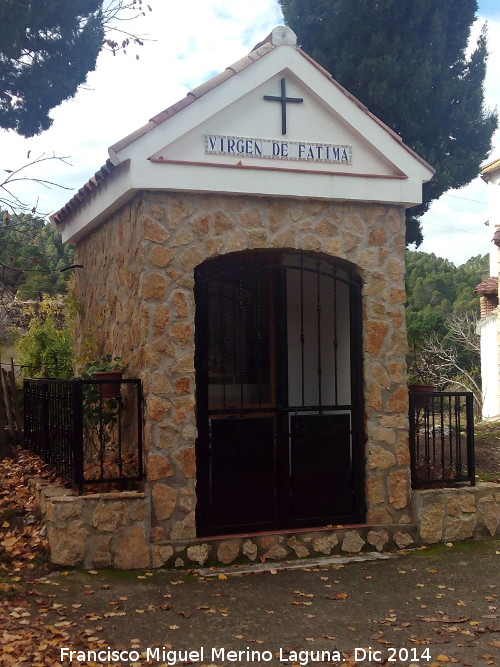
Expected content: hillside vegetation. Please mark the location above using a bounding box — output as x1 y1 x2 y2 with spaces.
405 250 488 413
0 213 74 301
406 251 488 350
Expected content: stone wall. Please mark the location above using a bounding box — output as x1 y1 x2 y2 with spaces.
31 476 499 569
30 479 151 569
413 483 500 543
32 477 418 568
73 190 410 541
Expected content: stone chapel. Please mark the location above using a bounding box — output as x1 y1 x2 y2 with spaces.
48 26 441 566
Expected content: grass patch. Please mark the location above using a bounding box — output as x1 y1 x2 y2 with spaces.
406 538 499 559
475 471 499 482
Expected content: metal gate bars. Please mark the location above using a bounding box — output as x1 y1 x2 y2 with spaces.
194 249 364 536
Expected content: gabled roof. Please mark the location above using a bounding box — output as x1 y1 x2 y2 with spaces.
51 37 278 226
474 276 498 295
52 26 434 243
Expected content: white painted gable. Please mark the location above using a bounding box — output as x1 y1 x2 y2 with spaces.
151 72 400 177
57 26 434 243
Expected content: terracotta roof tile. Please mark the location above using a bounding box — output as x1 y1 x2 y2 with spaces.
297 48 334 82
187 69 236 99
53 40 278 225
108 44 275 155
148 96 197 127
297 48 434 173
481 157 500 173
474 276 498 295
110 121 158 153
481 158 500 182
50 159 117 225
227 43 274 74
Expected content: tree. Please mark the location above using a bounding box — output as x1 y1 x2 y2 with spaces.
404 251 487 414
15 295 74 378
279 0 498 245
417 312 482 416
0 1 149 137
405 250 487 354
0 211 74 301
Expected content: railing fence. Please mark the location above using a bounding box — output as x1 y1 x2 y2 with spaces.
409 390 475 488
24 378 143 493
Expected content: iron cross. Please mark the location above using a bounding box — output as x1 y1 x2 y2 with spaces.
263 77 303 135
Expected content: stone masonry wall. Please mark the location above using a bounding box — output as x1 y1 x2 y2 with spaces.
31 478 418 568
73 190 411 542
31 477 498 569
30 479 151 569
413 483 500 543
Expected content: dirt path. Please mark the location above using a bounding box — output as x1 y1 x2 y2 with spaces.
2 443 499 667
2 539 498 667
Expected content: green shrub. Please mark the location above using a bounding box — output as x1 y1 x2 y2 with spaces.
16 296 74 379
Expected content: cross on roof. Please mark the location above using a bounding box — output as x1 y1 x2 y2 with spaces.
263 77 303 135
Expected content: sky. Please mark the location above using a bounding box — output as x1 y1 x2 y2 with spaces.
1 0 500 267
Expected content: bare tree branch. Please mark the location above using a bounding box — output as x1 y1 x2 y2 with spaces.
446 311 481 353
101 0 153 56
417 313 483 416
1 153 73 218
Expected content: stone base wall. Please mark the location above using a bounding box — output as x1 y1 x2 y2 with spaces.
31 479 151 569
149 524 417 569
32 478 417 568
32 478 499 569
412 483 500 543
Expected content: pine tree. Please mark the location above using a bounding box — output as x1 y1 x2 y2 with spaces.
0 212 74 298
0 1 147 138
0 1 104 137
279 0 498 245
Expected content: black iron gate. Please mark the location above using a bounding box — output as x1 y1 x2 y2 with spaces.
194 250 364 536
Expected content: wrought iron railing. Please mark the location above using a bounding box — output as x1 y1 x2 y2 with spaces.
409 390 475 488
24 378 143 493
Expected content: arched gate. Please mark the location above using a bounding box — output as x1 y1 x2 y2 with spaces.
194 250 364 536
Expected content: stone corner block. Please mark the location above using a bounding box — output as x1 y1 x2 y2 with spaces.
114 524 150 570
48 520 88 566
418 502 445 544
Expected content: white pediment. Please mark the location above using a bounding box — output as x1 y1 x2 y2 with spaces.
149 71 405 179
56 26 434 243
